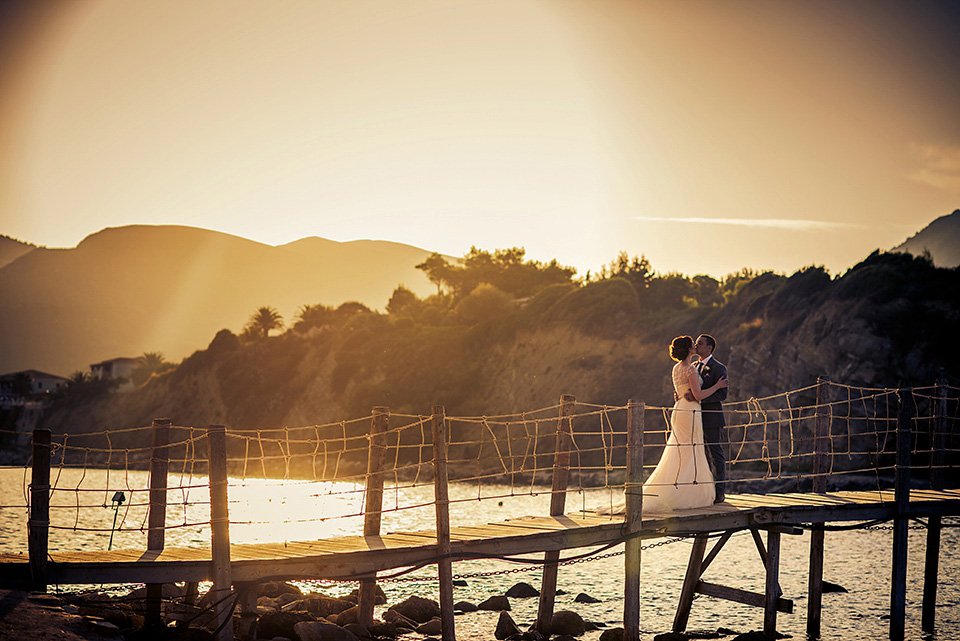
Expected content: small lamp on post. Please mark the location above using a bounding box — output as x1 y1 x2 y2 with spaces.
108 491 126 550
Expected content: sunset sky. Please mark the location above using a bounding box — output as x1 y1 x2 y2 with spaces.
1 0 958 278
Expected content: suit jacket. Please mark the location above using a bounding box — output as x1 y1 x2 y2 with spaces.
698 357 727 429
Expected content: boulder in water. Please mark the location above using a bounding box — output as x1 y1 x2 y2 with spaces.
599 628 623 641
387 596 441 623
505 582 540 598
454 600 478 612
547 610 585 636
478 596 511 611
495 612 522 639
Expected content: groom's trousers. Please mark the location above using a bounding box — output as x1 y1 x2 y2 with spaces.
701 401 726 496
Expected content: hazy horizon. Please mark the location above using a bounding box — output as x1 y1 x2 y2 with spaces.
2 1 959 278
1 214 953 280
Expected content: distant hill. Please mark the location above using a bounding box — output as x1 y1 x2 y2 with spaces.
0 235 37 270
0 225 437 375
28 251 960 472
893 209 960 267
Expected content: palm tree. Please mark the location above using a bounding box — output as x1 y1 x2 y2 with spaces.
247 306 284 338
137 351 167 371
133 351 170 386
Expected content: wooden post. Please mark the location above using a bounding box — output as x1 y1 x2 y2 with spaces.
890 388 913 641
807 377 828 637
432 406 455 641
764 529 782 638
237 583 260 641
673 535 708 632
208 424 234 641
623 400 644 641
922 378 947 632
536 394 575 634
146 418 171 628
29 428 51 592
359 407 389 628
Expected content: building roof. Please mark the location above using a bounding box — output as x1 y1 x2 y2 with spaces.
0 369 69 383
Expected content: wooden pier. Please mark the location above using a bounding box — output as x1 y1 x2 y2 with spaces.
2 380 958 641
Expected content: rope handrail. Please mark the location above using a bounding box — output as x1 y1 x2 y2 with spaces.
3 380 957 549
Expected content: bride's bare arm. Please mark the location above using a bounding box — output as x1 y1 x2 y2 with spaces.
686 367 728 401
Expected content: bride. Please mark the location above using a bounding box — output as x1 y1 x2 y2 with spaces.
601 335 727 514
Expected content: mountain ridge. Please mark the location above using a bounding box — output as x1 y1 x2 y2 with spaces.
0 225 437 375
892 208 960 267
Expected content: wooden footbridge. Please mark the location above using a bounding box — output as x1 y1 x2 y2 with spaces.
2 380 958 641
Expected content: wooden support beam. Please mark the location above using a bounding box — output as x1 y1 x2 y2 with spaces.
697 581 793 613
29 429 51 592
208 424 234 641
923 378 947 632
764 529 782 638
432 406 455 641
623 400 644 641
146 418 171 629
673 535 707 633
890 388 913 641
807 527 825 638
237 582 259 641
359 407 389 628
699 531 733 576
536 394 575 634
808 377 830 638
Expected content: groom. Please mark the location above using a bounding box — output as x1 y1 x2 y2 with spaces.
685 334 728 503
693 334 727 503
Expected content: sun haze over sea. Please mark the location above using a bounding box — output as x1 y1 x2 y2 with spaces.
1 0 959 278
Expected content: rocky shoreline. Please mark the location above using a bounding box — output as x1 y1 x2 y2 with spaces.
0 580 793 641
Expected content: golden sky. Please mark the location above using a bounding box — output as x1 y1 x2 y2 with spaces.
1 0 958 278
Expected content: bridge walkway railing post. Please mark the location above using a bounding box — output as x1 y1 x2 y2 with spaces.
359 406 389 628
535 394 576 635
922 376 948 632
890 387 913 641
807 377 829 637
28 428 51 592
145 418 171 628
208 424 234 641
622 399 644 641
432 405 456 641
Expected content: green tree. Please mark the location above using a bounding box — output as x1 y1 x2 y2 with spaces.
455 283 514 324
386 285 421 317
246 306 284 338
691 275 723 307
720 268 759 303
416 246 576 301
598 252 654 294
415 253 457 296
132 351 173 386
10 372 33 396
294 303 335 331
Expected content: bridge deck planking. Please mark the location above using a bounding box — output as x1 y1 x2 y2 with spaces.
3 489 958 587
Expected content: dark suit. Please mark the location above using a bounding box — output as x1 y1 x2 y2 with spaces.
697 357 727 499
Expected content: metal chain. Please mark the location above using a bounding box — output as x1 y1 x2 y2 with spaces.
379 536 689 584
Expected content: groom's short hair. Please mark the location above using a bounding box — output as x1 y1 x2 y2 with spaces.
698 334 716 352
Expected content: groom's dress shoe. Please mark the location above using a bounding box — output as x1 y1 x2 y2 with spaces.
714 492 725 504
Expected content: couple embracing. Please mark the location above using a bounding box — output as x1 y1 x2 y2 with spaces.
603 333 729 514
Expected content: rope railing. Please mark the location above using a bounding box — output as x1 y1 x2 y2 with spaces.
3 379 958 559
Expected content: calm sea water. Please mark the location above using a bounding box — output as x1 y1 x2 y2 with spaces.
1 467 957 640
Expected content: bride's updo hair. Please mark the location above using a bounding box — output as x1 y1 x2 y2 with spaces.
669 335 694 361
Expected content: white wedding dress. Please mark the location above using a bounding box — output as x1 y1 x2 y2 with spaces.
601 363 715 514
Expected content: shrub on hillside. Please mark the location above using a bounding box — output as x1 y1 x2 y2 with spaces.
455 283 514 325
545 278 641 335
